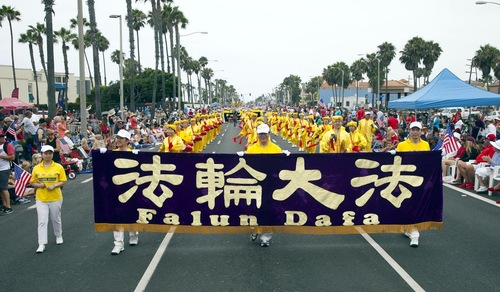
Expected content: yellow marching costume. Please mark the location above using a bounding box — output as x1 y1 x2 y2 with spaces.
320 116 351 153
346 121 367 152
358 112 376 152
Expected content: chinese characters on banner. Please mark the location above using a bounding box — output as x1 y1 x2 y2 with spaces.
93 151 443 235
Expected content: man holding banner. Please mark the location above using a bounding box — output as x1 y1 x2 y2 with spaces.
396 121 430 247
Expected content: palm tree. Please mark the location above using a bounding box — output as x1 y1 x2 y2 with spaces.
71 31 94 88
143 0 161 115
130 8 146 76
363 53 386 108
493 55 500 93
19 29 40 105
96 32 109 85
422 40 442 84
173 7 188 106
377 41 396 108
29 23 48 81
126 0 136 111
350 58 367 108
43 0 56 116
0 5 21 89
54 27 77 109
322 65 337 106
400 36 426 91
201 67 213 104
87 0 102 118
472 44 500 90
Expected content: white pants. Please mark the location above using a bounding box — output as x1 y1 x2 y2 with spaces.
36 200 63 245
113 231 139 247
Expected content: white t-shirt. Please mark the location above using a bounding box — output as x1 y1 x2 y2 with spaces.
22 116 36 135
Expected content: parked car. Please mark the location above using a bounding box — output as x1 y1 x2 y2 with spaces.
440 107 480 119
486 110 500 120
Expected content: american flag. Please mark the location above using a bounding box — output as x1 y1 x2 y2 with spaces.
14 163 32 197
442 124 460 155
59 138 71 153
376 117 384 128
318 98 326 109
7 124 16 140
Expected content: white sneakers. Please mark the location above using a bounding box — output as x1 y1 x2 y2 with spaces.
36 244 46 253
405 232 419 248
56 236 64 245
111 245 124 255
129 235 139 246
476 186 488 193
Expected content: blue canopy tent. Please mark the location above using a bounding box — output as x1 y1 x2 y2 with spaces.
388 68 500 109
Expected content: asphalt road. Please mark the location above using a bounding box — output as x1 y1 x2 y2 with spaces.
1 122 500 292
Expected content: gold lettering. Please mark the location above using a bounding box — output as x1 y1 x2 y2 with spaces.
191 211 202 226
315 215 332 226
342 211 355 226
136 208 156 224
363 213 380 225
209 215 230 226
163 213 180 225
239 215 258 226
284 211 307 226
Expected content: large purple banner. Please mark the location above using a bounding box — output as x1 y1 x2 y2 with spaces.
93 151 443 234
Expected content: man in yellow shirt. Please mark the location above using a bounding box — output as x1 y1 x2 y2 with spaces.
243 124 288 247
395 121 430 248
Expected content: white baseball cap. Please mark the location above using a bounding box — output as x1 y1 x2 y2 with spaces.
116 129 131 140
256 124 270 134
409 121 422 129
41 145 54 153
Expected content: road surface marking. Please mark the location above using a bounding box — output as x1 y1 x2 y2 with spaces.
444 184 500 206
356 227 424 292
82 178 93 184
135 227 176 292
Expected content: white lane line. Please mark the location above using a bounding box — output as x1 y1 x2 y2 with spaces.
135 227 176 292
355 227 424 292
82 177 93 183
444 184 500 206
217 141 221 145
28 205 36 210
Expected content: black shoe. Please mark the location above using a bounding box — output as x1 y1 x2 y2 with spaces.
0 208 13 215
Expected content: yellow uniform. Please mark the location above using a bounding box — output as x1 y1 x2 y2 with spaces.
30 161 67 202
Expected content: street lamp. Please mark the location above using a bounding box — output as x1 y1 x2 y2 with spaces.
177 31 208 111
476 1 500 5
109 14 124 119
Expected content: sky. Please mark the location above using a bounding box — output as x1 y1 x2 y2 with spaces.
0 0 499 102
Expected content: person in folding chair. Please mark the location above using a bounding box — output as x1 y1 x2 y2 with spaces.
474 140 500 193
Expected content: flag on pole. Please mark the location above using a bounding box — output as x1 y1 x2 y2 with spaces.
7 124 16 140
442 124 460 155
376 117 384 128
317 98 326 109
14 163 32 197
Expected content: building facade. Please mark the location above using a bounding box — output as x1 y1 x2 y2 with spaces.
0 64 90 107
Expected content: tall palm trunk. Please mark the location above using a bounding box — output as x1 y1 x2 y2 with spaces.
37 37 48 81
62 42 70 110
101 51 107 85
84 51 94 88
7 19 17 89
163 33 170 74
137 30 142 76
169 27 176 106
157 0 166 109
150 0 159 118
28 42 40 106
88 0 102 118
44 1 56 117
197 73 202 105
126 0 136 111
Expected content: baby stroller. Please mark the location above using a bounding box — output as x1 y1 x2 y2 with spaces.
60 153 78 180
